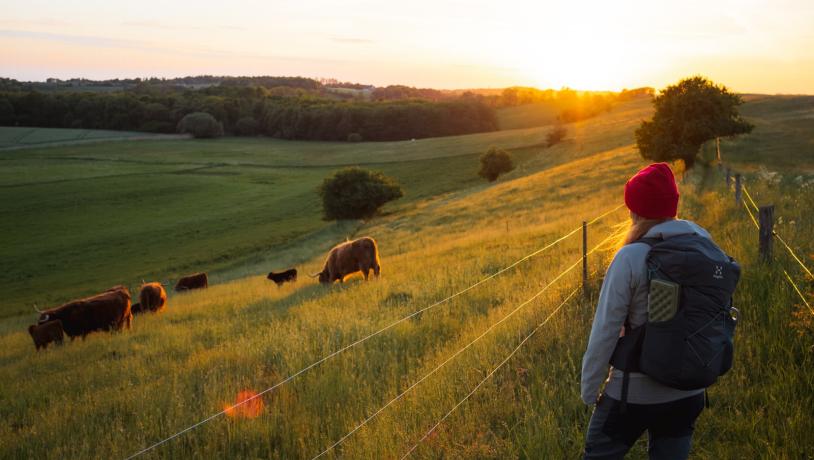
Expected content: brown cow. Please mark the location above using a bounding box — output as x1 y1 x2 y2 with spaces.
136 282 167 313
312 237 381 284
174 272 208 292
35 286 132 340
267 268 297 287
28 320 64 350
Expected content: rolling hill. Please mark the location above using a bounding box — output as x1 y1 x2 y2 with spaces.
0 94 811 459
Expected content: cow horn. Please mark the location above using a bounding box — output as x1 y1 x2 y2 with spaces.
32 303 43 313
308 272 321 278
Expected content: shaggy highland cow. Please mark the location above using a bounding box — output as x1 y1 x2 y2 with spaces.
34 286 132 340
174 272 208 292
312 237 380 284
267 268 297 287
137 282 167 313
28 320 64 350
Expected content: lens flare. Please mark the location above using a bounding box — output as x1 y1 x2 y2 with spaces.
224 390 264 419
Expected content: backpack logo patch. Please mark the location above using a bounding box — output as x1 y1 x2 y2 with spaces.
713 265 724 280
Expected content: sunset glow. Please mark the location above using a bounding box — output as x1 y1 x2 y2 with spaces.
1 0 813 92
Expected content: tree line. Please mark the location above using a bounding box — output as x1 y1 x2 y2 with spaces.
0 79 498 141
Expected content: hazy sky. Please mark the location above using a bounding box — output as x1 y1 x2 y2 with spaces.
1 0 813 93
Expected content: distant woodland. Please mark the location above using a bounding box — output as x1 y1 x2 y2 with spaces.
0 76 652 141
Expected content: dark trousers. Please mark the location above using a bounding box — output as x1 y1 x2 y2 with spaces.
583 393 705 460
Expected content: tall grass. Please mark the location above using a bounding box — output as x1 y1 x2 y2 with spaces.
0 96 811 459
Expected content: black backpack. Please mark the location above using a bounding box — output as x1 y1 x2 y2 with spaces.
610 233 741 409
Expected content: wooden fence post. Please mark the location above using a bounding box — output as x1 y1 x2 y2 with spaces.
716 137 721 164
726 168 731 187
759 205 775 263
582 221 588 297
734 174 742 204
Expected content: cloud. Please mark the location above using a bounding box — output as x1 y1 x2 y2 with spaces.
120 20 246 32
331 36 374 44
0 29 141 49
0 28 350 65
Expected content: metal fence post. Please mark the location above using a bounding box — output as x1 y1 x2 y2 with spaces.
759 205 775 263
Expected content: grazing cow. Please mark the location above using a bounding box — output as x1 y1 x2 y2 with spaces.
267 268 297 287
174 272 208 292
35 286 132 340
28 320 64 350
311 237 380 284
137 282 167 313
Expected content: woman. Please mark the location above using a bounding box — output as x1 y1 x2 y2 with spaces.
581 163 708 459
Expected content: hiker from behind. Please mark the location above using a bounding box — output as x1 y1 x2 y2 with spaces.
581 163 740 459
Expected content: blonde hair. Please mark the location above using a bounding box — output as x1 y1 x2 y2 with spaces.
622 213 674 246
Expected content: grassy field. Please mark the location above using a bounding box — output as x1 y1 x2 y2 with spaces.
0 96 652 318
0 127 179 149
0 95 811 459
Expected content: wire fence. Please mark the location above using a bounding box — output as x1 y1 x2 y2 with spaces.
311 223 624 459
400 285 581 459
125 204 625 460
720 166 812 315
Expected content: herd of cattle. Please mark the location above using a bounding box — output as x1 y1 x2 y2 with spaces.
27 237 381 351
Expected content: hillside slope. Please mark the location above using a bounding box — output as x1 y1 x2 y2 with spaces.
0 95 811 459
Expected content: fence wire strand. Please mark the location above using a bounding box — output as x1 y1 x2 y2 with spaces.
125 205 625 460
737 184 812 316
742 184 812 279
311 224 624 459
400 286 581 459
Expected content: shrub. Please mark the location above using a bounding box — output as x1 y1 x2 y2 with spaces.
176 112 223 138
546 124 567 147
318 168 403 220
347 132 363 142
235 117 259 136
478 147 515 182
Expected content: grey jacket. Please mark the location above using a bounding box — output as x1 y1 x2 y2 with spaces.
580 220 708 405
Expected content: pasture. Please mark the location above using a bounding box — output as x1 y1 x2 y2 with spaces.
0 96 650 319
0 95 811 459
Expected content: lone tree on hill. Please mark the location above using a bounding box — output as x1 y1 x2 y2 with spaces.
478 147 515 182
319 167 403 220
635 76 753 169
177 112 224 138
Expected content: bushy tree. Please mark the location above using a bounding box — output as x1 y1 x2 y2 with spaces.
177 112 224 138
635 76 753 169
319 168 403 220
546 124 567 147
0 97 14 125
235 116 258 136
478 147 515 182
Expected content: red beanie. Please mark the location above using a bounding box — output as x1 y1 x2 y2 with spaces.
624 163 679 219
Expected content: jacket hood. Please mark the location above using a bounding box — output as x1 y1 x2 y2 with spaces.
644 219 711 240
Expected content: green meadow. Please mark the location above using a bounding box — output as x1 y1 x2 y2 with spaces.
0 95 811 459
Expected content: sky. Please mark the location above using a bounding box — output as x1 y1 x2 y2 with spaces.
1 0 813 94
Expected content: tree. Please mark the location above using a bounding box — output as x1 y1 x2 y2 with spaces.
635 76 753 169
235 117 259 136
347 132 363 142
0 97 14 125
318 168 403 220
478 147 515 182
546 124 567 147
177 112 224 138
